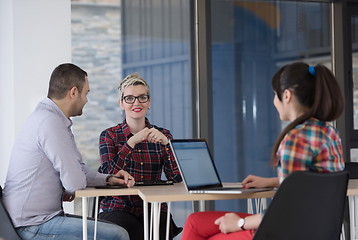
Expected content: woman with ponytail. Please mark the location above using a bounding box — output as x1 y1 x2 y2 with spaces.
181 62 345 240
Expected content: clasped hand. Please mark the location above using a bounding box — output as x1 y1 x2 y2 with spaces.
107 169 135 187
129 127 169 147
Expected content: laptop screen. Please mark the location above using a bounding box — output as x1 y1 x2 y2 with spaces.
170 139 222 189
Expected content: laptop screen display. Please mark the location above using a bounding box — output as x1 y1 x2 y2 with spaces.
170 140 221 188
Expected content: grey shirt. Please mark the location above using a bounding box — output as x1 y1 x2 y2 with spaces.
3 98 107 227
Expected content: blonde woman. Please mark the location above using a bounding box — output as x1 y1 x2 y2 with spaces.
98 73 182 240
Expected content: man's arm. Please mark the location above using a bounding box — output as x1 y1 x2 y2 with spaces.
39 116 86 192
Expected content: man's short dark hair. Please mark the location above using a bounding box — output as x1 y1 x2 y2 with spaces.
47 63 88 100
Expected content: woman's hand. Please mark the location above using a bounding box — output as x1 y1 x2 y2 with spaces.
147 128 169 145
127 127 151 147
215 213 262 234
108 170 135 188
242 175 279 189
127 127 169 147
214 213 241 234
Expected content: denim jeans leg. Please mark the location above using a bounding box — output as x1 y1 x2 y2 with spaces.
16 215 129 240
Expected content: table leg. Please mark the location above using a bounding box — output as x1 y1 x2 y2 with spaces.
82 197 88 240
350 196 356 239
165 202 171 240
247 199 253 214
94 196 99 240
153 202 161 240
150 207 153 240
199 200 205 211
144 200 149 240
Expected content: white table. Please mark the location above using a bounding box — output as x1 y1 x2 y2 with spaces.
137 182 275 240
76 187 138 240
76 180 358 240
76 183 275 240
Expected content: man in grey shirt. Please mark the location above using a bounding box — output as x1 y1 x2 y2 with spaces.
3 63 133 240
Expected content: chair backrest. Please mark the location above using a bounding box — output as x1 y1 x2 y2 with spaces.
345 162 358 179
0 186 23 240
253 171 349 240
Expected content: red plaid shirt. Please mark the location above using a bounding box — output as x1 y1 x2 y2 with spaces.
98 118 182 217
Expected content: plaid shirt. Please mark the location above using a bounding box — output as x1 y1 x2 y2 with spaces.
98 118 182 217
276 118 344 180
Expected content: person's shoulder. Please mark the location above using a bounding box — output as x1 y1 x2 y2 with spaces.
152 124 171 133
317 120 341 141
283 123 309 143
29 105 65 129
286 118 338 143
290 118 319 133
100 123 124 136
33 98 70 126
301 118 338 136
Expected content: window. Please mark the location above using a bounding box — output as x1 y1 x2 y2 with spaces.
209 0 331 212
71 0 122 214
71 0 193 230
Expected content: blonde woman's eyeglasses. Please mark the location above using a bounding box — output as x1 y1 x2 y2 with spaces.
122 94 149 104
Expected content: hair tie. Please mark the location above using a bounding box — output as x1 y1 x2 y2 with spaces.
308 66 316 76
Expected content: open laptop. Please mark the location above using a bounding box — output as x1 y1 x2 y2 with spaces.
169 139 272 194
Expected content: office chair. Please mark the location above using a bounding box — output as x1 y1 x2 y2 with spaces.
0 186 23 240
345 162 358 179
253 171 349 240
344 162 358 240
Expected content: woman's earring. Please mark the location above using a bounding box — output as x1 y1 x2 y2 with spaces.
146 107 151 116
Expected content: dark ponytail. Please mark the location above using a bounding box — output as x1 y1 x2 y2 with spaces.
270 62 344 165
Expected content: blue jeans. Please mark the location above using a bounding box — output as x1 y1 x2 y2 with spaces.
16 215 129 240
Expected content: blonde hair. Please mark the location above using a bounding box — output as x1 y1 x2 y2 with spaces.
118 72 150 100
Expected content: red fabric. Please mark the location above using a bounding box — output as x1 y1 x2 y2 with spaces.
98 118 182 217
182 211 254 240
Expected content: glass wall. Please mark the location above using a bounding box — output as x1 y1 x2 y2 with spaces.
71 0 341 236
71 0 192 234
121 0 193 138
352 16 358 130
121 0 193 232
210 0 332 212
71 1 122 214
71 2 122 170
